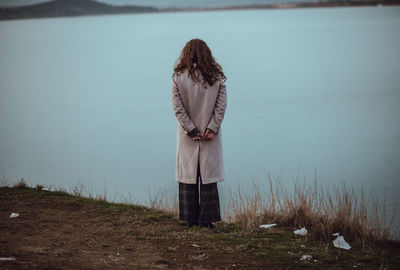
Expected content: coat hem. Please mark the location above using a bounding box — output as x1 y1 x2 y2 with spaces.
176 177 224 185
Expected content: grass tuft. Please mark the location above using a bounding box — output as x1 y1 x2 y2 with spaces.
13 178 28 189
35 184 44 191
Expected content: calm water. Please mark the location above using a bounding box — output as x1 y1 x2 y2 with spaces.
0 6 399 229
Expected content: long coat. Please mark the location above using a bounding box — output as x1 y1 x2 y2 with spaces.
172 68 227 184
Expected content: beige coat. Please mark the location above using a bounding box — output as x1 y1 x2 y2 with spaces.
172 69 227 184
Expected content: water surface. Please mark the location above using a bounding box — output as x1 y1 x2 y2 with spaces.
0 6 399 229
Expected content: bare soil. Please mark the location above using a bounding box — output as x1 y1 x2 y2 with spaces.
1 186 399 269
0 187 275 269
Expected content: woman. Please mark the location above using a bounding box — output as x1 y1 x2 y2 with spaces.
171 39 227 229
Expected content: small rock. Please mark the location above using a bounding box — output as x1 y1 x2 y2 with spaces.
0 257 16 261
155 259 169 265
168 246 177 251
10 213 19 218
190 253 208 261
300 254 312 261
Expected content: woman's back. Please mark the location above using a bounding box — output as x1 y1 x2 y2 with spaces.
172 38 227 228
172 68 225 134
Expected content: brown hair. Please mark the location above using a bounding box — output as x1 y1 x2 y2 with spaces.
173 39 226 87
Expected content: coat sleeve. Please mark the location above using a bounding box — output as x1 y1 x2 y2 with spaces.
171 74 198 136
207 81 227 134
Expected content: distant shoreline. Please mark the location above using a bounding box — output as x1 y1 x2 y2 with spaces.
168 1 399 13
0 0 399 21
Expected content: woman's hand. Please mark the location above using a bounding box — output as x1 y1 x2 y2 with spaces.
192 133 204 141
204 129 215 140
192 129 215 141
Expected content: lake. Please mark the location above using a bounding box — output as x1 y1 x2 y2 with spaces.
0 6 399 231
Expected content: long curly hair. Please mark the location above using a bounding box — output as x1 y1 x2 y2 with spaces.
173 39 226 88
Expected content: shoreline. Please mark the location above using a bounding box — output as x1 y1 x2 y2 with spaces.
167 1 399 12
0 1 399 21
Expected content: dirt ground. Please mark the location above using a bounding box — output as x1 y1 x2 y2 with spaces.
1 186 400 270
0 187 276 270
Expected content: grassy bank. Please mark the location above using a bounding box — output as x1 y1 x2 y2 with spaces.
150 175 397 244
1 180 399 269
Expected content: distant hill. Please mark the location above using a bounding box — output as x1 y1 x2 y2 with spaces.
0 0 398 21
0 0 157 20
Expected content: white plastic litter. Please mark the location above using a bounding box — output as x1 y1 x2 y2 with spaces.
0 257 16 261
294 227 308 236
10 213 19 218
300 254 312 261
259 223 277 229
333 236 351 250
332 232 340 237
42 187 49 191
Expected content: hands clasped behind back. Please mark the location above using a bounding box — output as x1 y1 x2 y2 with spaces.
193 128 215 141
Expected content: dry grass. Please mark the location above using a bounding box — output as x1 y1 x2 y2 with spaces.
148 174 396 243
225 175 396 243
3 175 396 243
148 189 179 217
12 178 28 189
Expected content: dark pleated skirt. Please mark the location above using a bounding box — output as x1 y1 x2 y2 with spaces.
178 164 221 225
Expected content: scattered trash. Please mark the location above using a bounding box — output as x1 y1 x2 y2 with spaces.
191 244 200 248
333 236 351 250
0 257 16 261
10 213 19 218
314 259 318 262
189 253 208 261
300 254 312 261
116 252 120 256
42 187 49 191
294 227 308 236
259 223 277 229
300 245 306 248
332 232 340 237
